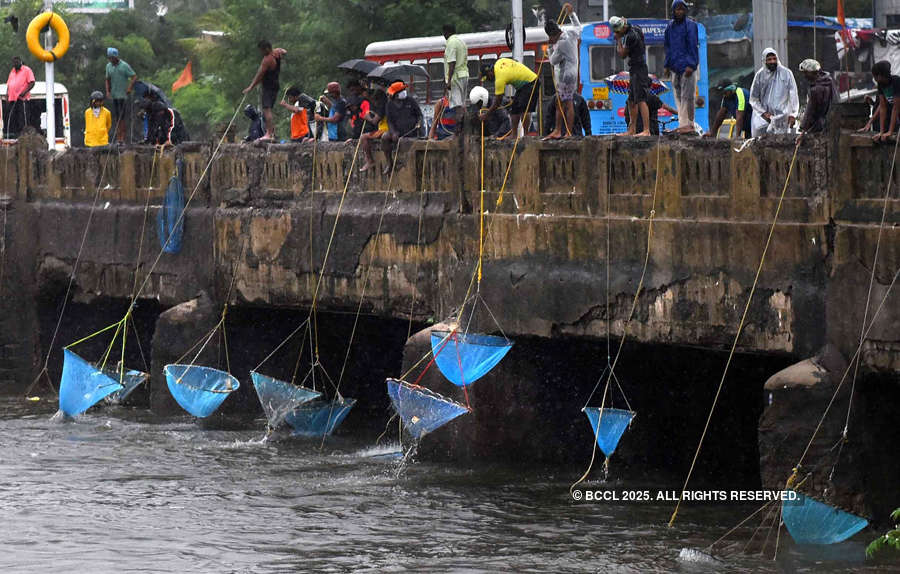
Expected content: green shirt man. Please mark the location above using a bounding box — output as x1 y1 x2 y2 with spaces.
443 25 469 110
105 57 136 100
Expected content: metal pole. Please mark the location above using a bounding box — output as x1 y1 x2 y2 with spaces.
512 0 524 63
603 0 609 21
813 0 817 61
44 0 55 151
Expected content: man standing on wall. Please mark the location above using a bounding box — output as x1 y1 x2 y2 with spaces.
442 23 468 136
664 0 699 135
544 2 582 139
610 16 650 137
105 47 137 144
5 56 35 138
748 48 799 137
242 40 286 141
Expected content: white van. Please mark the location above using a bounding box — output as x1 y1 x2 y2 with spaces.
0 81 72 151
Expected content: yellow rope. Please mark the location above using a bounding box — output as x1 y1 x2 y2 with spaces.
669 138 803 528
478 120 485 284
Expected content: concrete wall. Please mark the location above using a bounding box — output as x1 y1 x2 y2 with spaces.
0 129 898 392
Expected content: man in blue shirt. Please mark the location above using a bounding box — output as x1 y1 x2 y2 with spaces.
706 83 752 140
664 0 699 135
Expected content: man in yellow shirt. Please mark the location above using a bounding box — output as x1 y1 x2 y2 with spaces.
84 91 112 147
479 58 539 138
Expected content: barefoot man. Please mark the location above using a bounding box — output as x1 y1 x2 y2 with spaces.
611 16 651 137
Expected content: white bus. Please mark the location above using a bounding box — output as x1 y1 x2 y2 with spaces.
1 81 72 151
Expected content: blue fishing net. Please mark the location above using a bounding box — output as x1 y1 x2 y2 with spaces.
59 349 125 416
164 364 239 418
782 491 868 545
583 407 635 458
386 378 469 439
285 398 356 437
103 368 149 405
430 330 513 387
157 172 184 254
251 371 322 429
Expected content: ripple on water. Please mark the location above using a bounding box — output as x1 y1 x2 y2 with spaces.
0 398 892 573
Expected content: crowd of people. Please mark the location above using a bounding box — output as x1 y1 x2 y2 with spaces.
4 0 891 151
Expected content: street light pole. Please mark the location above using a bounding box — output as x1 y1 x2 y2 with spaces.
43 0 55 151
512 0 524 63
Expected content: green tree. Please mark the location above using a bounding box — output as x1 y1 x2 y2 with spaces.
867 508 900 559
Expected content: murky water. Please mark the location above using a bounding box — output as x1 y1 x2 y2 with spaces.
0 398 891 573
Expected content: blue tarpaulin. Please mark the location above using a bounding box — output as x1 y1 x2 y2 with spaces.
782 491 868 545
386 378 469 439
157 164 185 254
164 364 239 418
430 330 513 387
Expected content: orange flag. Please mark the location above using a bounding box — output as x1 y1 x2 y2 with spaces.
172 61 193 93
837 0 846 28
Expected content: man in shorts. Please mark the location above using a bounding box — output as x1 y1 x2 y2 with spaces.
479 58 539 138
544 2 581 139
105 47 137 143
610 17 651 137
442 24 468 136
242 40 286 141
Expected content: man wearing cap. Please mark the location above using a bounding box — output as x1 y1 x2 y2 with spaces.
314 82 349 142
105 47 137 143
610 16 651 137
5 56 35 138
544 2 581 139
798 59 837 134
479 58 539 138
748 48 798 136
84 91 112 147
382 81 423 174
442 23 468 136
664 1 700 134
706 83 752 140
242 40 286 141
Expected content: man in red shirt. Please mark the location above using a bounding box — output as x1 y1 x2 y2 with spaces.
5 56 36 138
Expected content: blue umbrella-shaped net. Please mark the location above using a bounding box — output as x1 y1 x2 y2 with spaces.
782 491 868 545
251 371 322 429
386 378 469 439
430 330 513 387
59 349 125 416
583 407 635 458
103 367 149 405
285 398 356 437
164 364 239 418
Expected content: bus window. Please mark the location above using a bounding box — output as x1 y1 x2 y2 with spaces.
590 45 617 82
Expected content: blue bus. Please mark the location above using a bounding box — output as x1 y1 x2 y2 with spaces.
579 19 710 135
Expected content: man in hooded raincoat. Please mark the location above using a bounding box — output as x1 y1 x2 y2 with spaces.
748 48 799 136
544 2 582 139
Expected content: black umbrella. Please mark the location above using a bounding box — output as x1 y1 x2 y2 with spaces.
338 59 379 75
367 64 430 83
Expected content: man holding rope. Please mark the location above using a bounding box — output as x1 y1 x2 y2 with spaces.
479 58 538 138
544 3 581 140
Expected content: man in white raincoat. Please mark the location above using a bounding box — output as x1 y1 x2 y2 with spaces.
749 47 799 136
544 2 581 139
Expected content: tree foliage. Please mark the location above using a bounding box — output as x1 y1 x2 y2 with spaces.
866 508 900 559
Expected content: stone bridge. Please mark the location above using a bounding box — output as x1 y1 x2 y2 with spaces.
0 127 897 522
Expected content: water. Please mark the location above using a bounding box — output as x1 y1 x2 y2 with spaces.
0 398 890 573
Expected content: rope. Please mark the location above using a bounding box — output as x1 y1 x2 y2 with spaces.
407 105 444 340
126 93 246 309
795 265 900 469
839 129 900 453
570 134 662 493
669 138 804 528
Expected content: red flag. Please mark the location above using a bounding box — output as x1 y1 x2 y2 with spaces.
837 0 846 29
172 61 193 93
